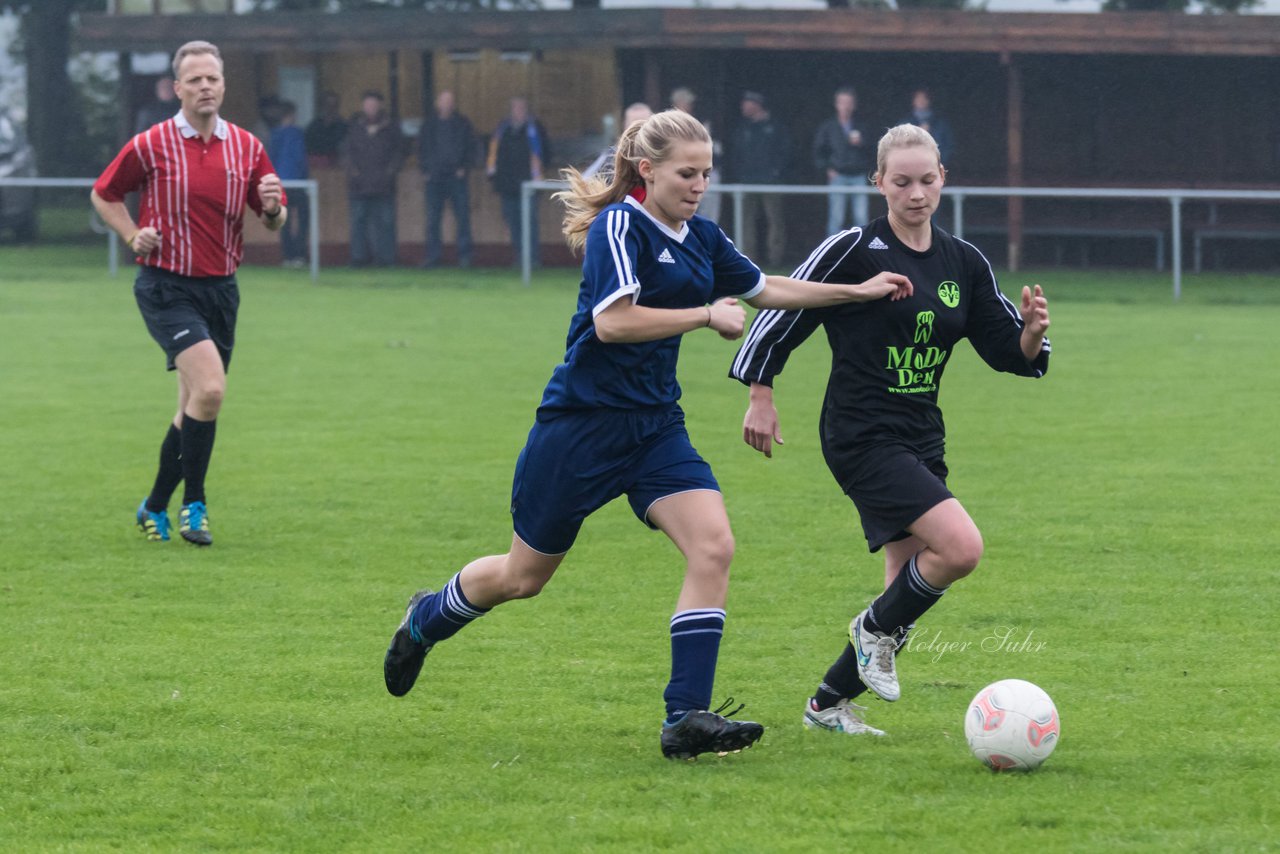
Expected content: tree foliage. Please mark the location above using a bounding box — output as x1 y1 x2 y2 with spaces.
1 0 106 175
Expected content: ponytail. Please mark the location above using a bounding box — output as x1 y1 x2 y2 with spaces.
556 109 711 254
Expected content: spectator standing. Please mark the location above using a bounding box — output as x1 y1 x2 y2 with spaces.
253 94 284 144
487 96 550 268
418 90 475 269
342 91 405 267
813 86 872 234
725 91 790 268
670 87 722 222
269 100 309 267
305 91 347 168
133 75 176 135
91 40 286 548
902 87 955 166
581 102 652 181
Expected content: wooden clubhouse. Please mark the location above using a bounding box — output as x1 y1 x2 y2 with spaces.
77 7 1280 269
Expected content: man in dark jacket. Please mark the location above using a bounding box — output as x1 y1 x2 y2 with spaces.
342 91 404 267
901 87 955 166
813 86 872 235
725 91 790 268
487 96 550 267
418 90 475 268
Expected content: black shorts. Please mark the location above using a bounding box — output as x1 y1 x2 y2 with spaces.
835 445 953 553
134 265 239 372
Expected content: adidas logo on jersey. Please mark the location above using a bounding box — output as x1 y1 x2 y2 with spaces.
657 248 676 264
868 237 889 250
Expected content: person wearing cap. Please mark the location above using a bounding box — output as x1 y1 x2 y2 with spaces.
725 91 790 268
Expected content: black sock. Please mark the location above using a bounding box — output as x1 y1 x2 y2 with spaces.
145 423 183 513
180 416 217 506
813 642 868 710
864 554 947 637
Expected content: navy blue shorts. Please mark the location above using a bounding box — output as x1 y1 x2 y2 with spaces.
134 265 239 372
510 406 719 555
839 446 952 553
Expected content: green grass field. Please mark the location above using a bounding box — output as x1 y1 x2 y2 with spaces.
2 246 1276 851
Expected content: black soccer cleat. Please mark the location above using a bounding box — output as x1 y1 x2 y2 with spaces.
660 698 765 760
383 589 434 697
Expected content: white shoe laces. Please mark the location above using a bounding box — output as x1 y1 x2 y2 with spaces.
874 636 898 674
836 699 868 720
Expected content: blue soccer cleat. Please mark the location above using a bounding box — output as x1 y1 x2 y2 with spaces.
136 499 171 542
179 501 212 546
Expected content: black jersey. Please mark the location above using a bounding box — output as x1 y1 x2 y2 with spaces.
729 217 1050 485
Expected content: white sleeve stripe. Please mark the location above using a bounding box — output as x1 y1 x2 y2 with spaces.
731 228 863 380
751 312 809 383
731 308 787 378
955 235 1021 323
591 283 640 317
606 209 637 290
729 273 767 300
593 209 641 316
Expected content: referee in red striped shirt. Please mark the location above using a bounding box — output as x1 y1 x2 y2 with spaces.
91 40 286 546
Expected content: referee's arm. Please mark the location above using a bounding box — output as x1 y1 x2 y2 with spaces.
90 189 159 256
256 173 288 232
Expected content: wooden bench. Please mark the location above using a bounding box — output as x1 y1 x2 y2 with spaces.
961 223 1166 271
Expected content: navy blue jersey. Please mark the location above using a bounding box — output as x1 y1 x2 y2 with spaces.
538 196 764 415
729 217 1050 475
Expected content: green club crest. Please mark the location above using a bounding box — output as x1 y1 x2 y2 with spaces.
914 311 935 344
938 281 960 308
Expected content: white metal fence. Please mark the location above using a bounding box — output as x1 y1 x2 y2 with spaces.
520 180 1280 300
0 177 322 281
7 176 1275 299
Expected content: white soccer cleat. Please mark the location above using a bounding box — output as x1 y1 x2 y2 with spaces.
803 698 886 736
850 609 901 702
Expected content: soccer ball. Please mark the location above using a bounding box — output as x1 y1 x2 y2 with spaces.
964 679 1060 771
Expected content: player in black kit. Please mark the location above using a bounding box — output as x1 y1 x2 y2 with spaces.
729 123 1051 737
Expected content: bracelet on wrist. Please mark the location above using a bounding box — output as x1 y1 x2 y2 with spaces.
705 306 713 328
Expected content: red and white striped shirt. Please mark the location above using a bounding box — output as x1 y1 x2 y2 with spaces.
94 112 284 278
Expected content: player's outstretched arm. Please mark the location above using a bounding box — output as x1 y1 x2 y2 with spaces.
1019 284 1050 361
747 271 912 311
595 296 746 344
743 382 784 458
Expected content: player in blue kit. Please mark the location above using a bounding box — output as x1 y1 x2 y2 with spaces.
383 109 912 759
731 124 1051 737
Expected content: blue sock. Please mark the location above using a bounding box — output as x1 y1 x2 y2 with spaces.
409 573 489 645
663 608 726 724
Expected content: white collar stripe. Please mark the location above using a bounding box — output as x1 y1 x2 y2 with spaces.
623 194 688 243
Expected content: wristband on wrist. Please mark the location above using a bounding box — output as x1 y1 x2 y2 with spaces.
705 306 712 328
126 230 139 248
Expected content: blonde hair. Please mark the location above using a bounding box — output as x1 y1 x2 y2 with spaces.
172 41 223 79
556 109 711 253
871 123 944 183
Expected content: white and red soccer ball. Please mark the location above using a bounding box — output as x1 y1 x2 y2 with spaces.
964 679 1060 771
